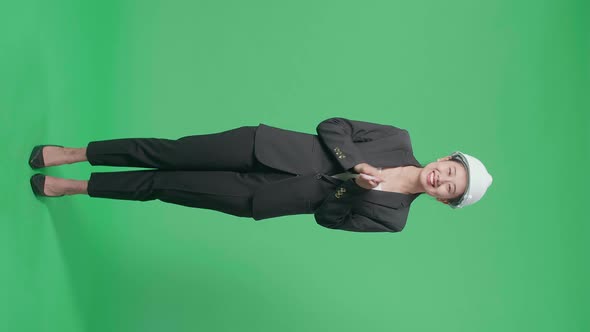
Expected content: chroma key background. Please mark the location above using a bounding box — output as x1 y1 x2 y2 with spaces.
1 0 588 331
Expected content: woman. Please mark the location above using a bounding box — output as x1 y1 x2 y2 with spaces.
29 117 493 233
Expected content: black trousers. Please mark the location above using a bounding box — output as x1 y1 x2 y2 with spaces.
86 126 297 218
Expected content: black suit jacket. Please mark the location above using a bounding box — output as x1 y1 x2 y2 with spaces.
250 117 423 233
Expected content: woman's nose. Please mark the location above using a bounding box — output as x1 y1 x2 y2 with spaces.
439 172 450 184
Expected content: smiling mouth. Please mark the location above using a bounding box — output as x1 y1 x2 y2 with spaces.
428 171 436 187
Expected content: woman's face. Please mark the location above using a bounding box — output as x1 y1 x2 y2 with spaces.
421 157 468 204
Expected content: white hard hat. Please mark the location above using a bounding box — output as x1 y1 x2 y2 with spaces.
448 151 493 209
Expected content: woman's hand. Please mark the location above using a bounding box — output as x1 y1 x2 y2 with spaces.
353 163 384 189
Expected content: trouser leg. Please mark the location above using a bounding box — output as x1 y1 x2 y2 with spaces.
85 125 298 217
87 169 294 218
86 126 259 171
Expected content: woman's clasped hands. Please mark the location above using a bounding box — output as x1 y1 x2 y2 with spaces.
353 163 384 189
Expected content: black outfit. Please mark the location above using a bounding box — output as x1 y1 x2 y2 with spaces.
86 117 422 233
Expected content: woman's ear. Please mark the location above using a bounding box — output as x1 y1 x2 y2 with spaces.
436 198 450 204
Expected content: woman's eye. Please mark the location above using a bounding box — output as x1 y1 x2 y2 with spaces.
448 168 451 176
448 184 451 192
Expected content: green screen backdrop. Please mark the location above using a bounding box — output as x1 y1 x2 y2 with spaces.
1 0 588 331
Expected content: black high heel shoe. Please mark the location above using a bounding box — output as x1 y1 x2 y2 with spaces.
29 145 64 169
30 174 64 197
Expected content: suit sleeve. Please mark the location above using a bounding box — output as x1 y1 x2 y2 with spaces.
313 178 406 233
316 117 405 171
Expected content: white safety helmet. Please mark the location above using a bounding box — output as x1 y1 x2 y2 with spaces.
447 151 493 209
